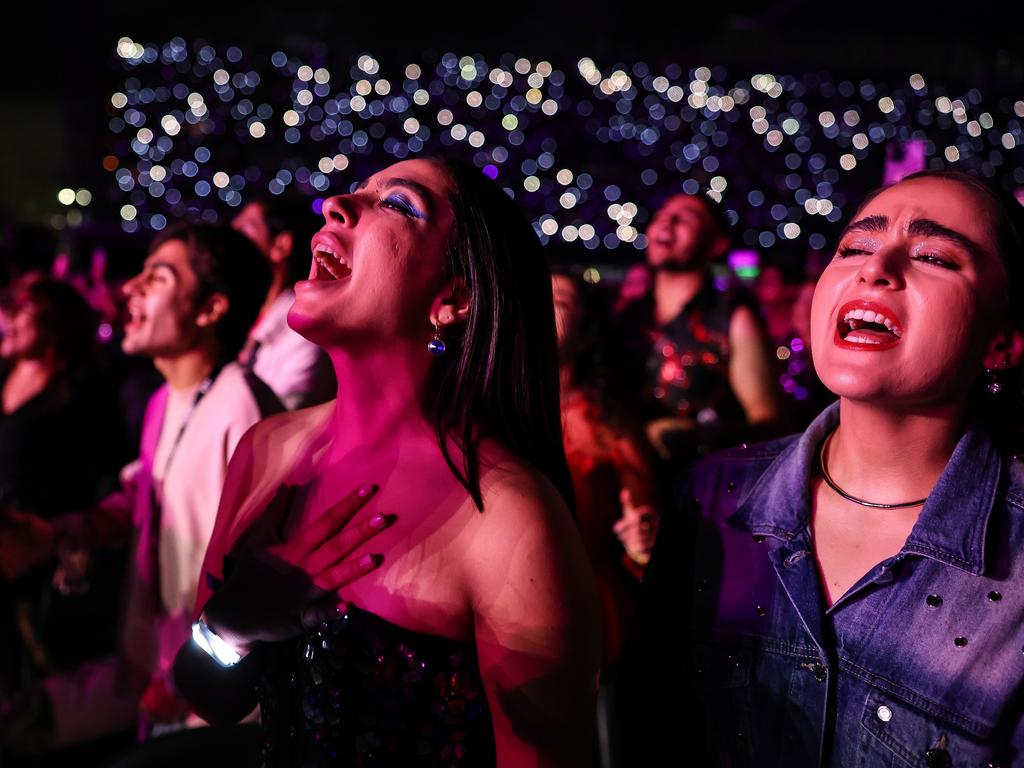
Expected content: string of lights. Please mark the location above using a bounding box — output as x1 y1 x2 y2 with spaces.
97 37 1023 264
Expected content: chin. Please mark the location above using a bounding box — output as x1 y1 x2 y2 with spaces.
286 306 339 349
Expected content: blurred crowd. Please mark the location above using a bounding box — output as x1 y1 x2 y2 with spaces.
0 185 830 767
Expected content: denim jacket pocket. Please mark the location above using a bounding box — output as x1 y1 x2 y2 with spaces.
859 688 999 768
691 643 756 766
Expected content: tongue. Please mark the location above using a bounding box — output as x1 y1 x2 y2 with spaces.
845 320 896 343
851 328 894 342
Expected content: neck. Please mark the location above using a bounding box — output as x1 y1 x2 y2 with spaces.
154 345 219 390
653 269 706 326
325 341 437 459
827 399 967 505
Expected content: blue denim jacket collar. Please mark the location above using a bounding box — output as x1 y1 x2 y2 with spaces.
727 400 1002 575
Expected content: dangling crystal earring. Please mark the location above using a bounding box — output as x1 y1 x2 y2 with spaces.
986 367 1004 395
427 322 446 356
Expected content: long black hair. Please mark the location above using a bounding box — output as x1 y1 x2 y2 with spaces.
424 157 574 513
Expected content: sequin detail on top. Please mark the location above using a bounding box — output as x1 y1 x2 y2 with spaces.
259 604 494 767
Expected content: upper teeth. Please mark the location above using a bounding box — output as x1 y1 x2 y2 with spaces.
843 308 901 337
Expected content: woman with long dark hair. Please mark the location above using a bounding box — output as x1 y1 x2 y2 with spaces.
174 157 600 765
624 170 1024 766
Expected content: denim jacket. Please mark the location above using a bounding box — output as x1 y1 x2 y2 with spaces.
619 402 1024 767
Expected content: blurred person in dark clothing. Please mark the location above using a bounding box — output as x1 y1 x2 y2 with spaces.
615 192 785 465
0 278 126 741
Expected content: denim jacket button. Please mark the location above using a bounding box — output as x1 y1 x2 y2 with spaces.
926 594 943 608
876 705 893 722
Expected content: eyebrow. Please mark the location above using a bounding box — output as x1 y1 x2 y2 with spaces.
842 214 986 259
842 214 889 235
355 176 435 217
907 218 986 260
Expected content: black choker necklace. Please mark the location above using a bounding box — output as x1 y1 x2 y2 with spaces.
818 428 927 509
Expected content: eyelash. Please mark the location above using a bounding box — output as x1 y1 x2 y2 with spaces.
835 247 958 270
380 194 422 219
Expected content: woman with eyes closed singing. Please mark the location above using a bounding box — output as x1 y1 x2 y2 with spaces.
173 157 601 767
622 170 1024 767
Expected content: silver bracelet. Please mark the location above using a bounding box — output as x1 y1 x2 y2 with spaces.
191 615 246 667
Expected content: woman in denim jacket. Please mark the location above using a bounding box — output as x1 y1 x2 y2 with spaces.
622 170 1024 767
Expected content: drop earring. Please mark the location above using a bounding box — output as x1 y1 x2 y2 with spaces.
427 322 446 356
986 367 1003 395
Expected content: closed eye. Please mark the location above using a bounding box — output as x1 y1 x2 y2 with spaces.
380 193 424 219
912 253 959 270
836 247 870 258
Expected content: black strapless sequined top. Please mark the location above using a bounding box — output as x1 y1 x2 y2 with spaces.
258 604 495 767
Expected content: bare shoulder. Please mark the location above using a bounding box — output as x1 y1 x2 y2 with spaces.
462 442 597 619
729 303 764 341
471 444 577 550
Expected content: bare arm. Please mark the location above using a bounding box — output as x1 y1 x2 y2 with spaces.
465 471 601 767
728 305 784 425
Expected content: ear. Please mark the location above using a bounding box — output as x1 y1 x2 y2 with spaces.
428 279 471 328
194 292 230 329
983 327 1024 370
268 231 293 266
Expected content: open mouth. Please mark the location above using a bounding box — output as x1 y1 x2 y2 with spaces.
309 235 352 282
835 301 902 347
124 305 145 332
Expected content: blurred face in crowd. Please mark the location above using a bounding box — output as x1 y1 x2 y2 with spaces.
0 299 43 361
645 194 723 271
810 176 1016 409
289 158 456 348
231 202 274 259
552 275 583 359
754 265 790 308
121 239 205 358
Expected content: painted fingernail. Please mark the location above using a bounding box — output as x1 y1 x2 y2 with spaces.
359 553 380 568
369 513 388 528
357 484 377 498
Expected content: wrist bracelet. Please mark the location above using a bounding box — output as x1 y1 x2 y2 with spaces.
191 616 246 667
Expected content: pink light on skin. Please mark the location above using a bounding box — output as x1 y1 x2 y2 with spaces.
51 253 71 280
883 140 926 186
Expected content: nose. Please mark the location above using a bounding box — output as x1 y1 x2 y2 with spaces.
322 194 357 227
855 245 905 290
